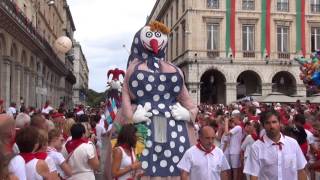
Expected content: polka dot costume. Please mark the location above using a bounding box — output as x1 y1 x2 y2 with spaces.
128 61 191 176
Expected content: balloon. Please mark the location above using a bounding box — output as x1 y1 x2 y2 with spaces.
54 36 72 53
312 71 320 86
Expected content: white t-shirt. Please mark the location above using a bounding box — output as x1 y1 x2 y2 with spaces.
244 134 307 180
47 147 67 178
41 106 53 114
220 134 230 155
8 155 27 180
241 135 255 159
45 156 57 173
68 142 96 180
96 124 106 149
177 145 230 180
7 107 16 117
229 125 243 154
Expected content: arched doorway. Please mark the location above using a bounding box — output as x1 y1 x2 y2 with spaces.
236 70 262 99
200 69 226 104
272 71 297 95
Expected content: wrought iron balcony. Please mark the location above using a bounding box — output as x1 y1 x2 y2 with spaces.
243 51 255 58
278 52 290 59
207 50 220 58
0 0 68 75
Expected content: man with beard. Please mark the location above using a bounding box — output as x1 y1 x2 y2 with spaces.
244 110 307 180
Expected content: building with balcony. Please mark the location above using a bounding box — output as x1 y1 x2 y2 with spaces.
0 0 77 109
73 41 89 106
147 0 320 104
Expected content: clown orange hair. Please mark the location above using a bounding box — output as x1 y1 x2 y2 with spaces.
149 21 170 34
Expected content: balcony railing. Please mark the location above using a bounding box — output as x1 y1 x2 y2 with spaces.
0 0 67 74
207 50 220 58
278 52 290 59
243 51 255 58
311 4 320 13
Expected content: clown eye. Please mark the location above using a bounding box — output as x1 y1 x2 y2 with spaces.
146 31 153 38
155 32 161 38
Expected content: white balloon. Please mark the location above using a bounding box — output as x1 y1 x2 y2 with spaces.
54 36 72 53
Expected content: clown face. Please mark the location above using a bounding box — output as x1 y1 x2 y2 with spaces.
140 26 168 54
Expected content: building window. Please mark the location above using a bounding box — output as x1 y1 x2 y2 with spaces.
207 24 219 50
311 27 320 52
277 0 289 12
311 0 320 13
207 0 219 9
242 25 255 52
277 26 289 52
242 0 254 10
170 34 173 60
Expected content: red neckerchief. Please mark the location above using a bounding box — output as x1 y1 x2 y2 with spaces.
20 152 36 163
251 133 259 141
65 138 88 154
93 128 97 136
34 152 48 160
196 141 215 155
260 136 283 151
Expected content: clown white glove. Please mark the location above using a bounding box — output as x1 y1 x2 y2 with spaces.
106 82 111 91
133 103 152 124
110 80 121 90
171 103 191 122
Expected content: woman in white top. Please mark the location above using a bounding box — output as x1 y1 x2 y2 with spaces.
112 124 142 180
16 126 57 180
48 128 72 179
65 123 99 180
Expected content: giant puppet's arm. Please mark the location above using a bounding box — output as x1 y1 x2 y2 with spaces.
121 63 135 121
175 69 198 123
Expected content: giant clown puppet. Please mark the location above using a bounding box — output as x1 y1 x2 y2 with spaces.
106 68 125 108
120 21 198 179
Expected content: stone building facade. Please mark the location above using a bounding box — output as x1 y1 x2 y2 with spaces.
0 0 77 109
72 41 89 106
147 0 320 104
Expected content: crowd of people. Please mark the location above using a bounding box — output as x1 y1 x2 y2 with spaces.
2 98 320 180
0 100 107 180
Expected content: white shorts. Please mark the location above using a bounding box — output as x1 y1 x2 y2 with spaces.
227 154 240 168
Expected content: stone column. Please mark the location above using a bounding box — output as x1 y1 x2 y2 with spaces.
226 82 237 104
261 83 273 96
2 57 11 108
15 64 22 107
24 68 30 106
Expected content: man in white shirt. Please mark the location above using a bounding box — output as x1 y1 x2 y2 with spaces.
244 110 307 180
41 100 54 114
178 126 230 180
224 110 243 180
7 102 17 118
